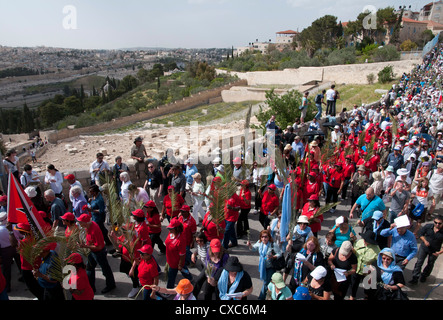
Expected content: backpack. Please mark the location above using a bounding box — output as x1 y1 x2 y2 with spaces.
315 94 322 104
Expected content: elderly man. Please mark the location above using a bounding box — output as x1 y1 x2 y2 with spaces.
380 218 418 270
291 136 305 159
89 152 110 186
64 174 84 208
44 189 66 229
349 187 386 223
144 162 163 211
131 136 150 180
387 146 404 174
70 185 88 218
168 165 186 198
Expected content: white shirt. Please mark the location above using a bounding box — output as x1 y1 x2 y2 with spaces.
89 160 110 181
326 89 335 101
44 171 63 194
429 169 443 195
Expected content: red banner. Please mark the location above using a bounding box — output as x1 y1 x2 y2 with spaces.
7 172 46 240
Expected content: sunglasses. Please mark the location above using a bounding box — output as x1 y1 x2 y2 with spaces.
434 221 442 225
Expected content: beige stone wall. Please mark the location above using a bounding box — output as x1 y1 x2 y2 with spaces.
217 59 421 87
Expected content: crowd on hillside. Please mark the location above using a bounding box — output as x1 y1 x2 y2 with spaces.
1 43 443 302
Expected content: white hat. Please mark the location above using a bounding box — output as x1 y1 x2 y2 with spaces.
297 215 309 224
310 266 327 280
334 125 340 129
25 186 37 198
396 168 409 176
394 215 410 228
216 165 225 172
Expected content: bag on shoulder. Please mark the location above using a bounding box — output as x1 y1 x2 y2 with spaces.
412 203 425 217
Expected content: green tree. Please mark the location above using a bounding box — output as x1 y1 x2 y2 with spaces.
299 15 340 57
256 89 314 130
22 103 35 133
39 102 66 128
63 96 83 116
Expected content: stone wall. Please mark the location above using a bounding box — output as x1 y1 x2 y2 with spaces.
217 60 420 86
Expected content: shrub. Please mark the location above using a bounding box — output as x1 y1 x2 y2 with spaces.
367 73 375 84
378 66 395 83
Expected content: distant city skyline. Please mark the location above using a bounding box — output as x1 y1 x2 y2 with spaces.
0 0 425 50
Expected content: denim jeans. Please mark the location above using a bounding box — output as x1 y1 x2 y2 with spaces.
412 245 438 279
86 247 116 291
222 220 238 249
167 266 193 289
315 103 322 119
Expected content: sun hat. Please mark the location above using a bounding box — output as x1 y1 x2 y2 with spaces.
386 166 394 172
25 186 37 198
224 256 243 272
297 215 309 224
14 223 31 233
176 279 194 295
372 210 384 221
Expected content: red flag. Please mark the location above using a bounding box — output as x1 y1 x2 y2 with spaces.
7 172 46 240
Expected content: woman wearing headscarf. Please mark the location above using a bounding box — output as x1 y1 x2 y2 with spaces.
247 229 282 300
214 256 253 300
367 247 406 300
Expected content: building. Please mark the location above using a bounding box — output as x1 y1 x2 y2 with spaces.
400 18 429 43
418 1 443 24
275 30 299 44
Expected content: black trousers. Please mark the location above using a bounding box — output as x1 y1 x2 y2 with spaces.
236 208 250 237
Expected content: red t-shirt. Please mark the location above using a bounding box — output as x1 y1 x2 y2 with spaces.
69 268 94 300
178 215 197 247
328 168 345 189
19 237 40 271
135 221 152 246
138 257 159 287
261 190 279 215
201 211 225 241
86 221 105 252
343 163 355 179
165 232 186 269
301 203 323 234
303 181 320 203
163 194 185 218
239 188 252 209
147 213 162 234
224 195 240 222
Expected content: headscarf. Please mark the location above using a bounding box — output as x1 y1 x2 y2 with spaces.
377 248 403 284
258 241 270 282
218 269 244 300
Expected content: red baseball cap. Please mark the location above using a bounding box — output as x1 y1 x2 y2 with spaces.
308 171 317 178
167 218 182 229
144 200 156 208
64 174 75 180
210 239 221 253
308 194 319 201
138 244 154 255
0 195 7 202
14 223 31 233
268 184 277 191
167 185 175 191
65 253 83 264
61 212 75 221
132 209 145 217
180 205 191 212
77 213 91 223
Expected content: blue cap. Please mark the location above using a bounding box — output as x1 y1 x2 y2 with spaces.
372 210 384 220
293 286 311 300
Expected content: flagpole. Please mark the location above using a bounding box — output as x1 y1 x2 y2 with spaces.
0 149 8 194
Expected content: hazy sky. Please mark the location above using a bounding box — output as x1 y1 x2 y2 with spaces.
0 0 424 50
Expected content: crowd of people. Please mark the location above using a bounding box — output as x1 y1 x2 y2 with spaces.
1 44 443 302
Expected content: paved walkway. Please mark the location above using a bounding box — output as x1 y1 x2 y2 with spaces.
6 192 443 301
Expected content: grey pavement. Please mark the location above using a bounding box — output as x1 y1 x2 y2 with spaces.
5 192 443 301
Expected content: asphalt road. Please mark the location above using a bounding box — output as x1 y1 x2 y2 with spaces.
5 193 443 301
